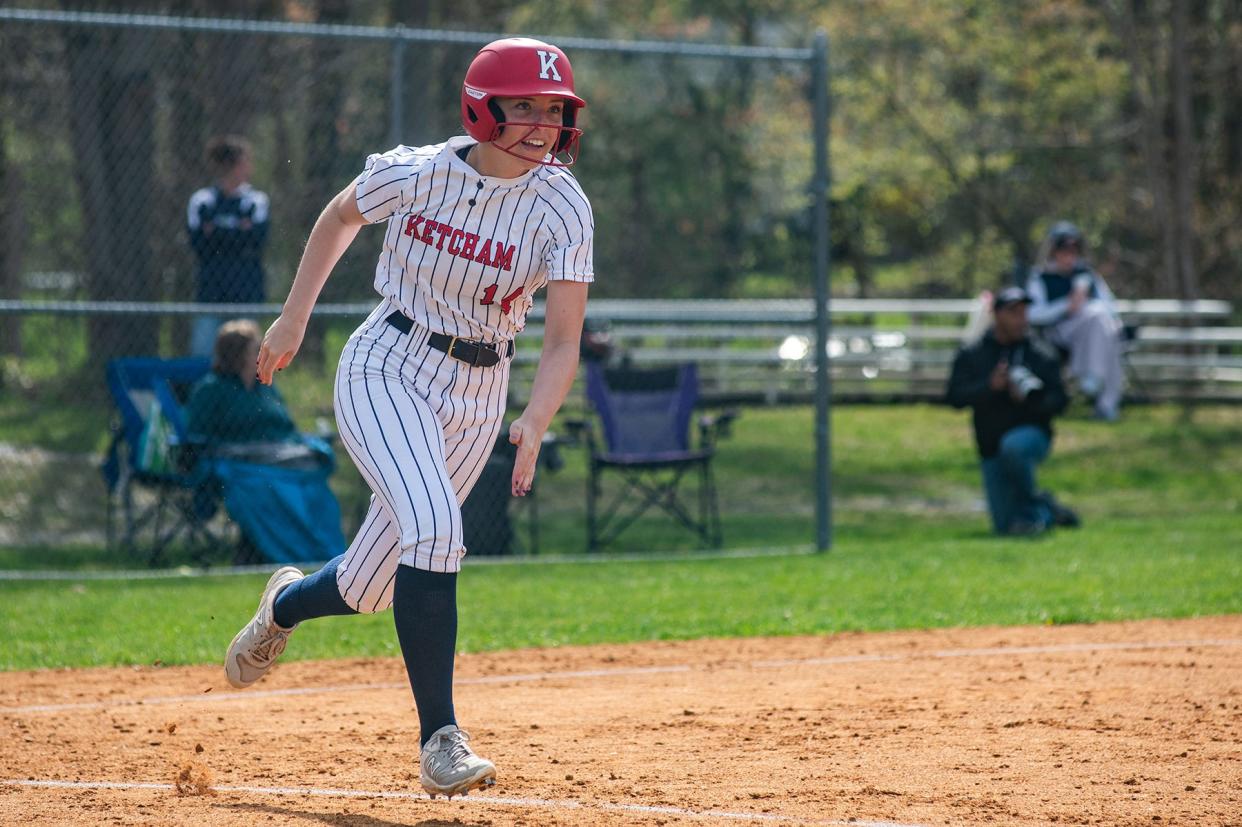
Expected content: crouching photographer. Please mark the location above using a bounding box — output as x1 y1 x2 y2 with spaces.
947 287 1080 537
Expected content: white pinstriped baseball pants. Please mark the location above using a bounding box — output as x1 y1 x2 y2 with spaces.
331 300 510 612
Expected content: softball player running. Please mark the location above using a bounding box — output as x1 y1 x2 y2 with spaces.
223 37 593 798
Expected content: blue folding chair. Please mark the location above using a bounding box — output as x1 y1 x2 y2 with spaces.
578 362 736 550
102 357 231 563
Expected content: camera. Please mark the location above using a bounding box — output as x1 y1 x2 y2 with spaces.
1008 365 1044 400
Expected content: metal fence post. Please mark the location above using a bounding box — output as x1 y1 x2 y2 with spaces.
812 29 833 552
389 27 406 148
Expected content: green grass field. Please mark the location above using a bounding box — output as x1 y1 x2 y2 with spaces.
2 403 1240 671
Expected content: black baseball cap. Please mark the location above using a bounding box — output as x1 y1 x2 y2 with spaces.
1049 220 1083 249
993 286 1033 310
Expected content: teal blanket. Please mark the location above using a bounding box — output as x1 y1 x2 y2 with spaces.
210 451 345 564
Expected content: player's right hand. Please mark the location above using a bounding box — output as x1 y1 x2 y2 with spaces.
1067 287 1087 316
257 314 306 385
989 359 1009 392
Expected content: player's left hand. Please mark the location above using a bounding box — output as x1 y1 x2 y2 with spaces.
508 417 543 497
1067 286 1088 316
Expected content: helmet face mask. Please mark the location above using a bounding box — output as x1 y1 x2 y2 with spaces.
491 120 584 167
461 38 586 168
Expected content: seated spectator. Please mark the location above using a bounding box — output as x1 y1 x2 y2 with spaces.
186 319 344 565
947 286 1080 537
1026 221 1125 421
186 319 296 448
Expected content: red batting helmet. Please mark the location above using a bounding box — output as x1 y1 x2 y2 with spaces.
461 37 586 166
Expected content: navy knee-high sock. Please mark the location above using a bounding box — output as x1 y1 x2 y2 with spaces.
392 565 458 747
272 555 358 629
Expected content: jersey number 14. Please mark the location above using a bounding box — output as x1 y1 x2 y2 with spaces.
480 284 523 314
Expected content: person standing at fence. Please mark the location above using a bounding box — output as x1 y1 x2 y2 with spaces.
220 38 592 799
187 136 270 357
947 286 1080 537
1025 221 1125 421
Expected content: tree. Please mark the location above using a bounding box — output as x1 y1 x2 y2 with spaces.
822 0 1130 295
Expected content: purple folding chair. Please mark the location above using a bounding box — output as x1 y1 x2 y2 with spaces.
581 362 735 550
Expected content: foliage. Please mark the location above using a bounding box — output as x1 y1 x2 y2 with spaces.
3 0 1240 361
824 1 1130 295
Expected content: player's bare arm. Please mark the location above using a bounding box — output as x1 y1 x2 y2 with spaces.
508 280 589 496
257 181 367 384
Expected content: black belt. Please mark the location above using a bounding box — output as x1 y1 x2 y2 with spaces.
385 311 513 368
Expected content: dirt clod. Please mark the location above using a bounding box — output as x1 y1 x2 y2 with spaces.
172 762 214 796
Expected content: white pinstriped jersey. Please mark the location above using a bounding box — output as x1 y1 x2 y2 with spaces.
355 135 594 343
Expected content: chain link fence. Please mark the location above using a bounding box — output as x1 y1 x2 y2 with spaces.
0 9 822 562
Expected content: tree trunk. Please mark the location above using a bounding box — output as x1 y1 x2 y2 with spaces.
718 12 757 296
296 0 351 370
65 26 159 364
625 152 649 297
167 28 209 350
1170 0 1200 299
1103 1 1177 294
0 21 22 355
0 126 23 357
1222 0 1242 180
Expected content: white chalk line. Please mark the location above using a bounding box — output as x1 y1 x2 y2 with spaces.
749 637 1242 668
0 778 926 827
3 638 1238 717
0 545 818 581
0 665 695 715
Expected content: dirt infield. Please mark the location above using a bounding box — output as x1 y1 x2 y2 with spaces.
1 617 1239 826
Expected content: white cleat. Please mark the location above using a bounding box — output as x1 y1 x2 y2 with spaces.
420 725 497 798
223 566 304 689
